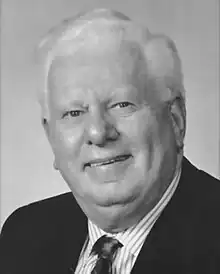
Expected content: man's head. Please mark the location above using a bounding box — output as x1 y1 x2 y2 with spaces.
37 8 186 232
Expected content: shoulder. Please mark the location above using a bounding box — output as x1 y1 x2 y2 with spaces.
181 157 220 237
0 192 79 235
0 192 84 253
182 156 219 188
167 157 220 237
0 192 87 273
180 158 220 213
181 157 220 191
0 192 79 242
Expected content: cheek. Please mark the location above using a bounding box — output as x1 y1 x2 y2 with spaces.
50 124 84 163
118 109 170 176
119 109 161 153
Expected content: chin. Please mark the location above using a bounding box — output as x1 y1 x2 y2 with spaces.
95 202 145 233
90 204 136 233
75 187 144 232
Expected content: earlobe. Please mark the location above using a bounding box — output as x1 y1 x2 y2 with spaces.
169 96 186 150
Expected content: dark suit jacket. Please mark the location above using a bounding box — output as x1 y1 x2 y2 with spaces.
0 157 220 274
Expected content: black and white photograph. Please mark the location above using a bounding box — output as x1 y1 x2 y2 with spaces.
0 1 219 273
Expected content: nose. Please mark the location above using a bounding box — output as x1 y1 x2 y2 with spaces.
86 108 119 146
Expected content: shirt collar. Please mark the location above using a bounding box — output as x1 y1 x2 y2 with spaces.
88 168 181 257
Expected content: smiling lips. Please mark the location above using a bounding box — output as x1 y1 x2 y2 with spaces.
85 154 132 168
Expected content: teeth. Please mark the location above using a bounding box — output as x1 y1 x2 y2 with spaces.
91 159 114 167
88 155 131 168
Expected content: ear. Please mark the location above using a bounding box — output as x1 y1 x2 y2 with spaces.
169 96 186 151
42 118 59 170
41 117 54 148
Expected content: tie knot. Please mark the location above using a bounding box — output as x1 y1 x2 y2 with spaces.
92 235 122 259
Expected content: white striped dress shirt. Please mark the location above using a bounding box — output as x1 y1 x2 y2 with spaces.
75 169 181 274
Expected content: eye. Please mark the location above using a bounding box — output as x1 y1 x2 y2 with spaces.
112 102 133 108
109 101 136 116
62 110 83 119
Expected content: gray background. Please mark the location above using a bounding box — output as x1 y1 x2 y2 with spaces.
1 0 219 227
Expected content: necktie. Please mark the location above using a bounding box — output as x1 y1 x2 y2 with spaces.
91 235 123 274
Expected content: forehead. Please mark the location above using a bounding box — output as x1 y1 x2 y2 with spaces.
48 41 147 96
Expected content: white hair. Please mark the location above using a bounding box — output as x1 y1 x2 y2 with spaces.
36 8 185 120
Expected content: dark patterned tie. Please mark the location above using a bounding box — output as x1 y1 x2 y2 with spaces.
91 235 123 274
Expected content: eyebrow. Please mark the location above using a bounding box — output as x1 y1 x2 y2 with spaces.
53 84 139 110
62 100 89 109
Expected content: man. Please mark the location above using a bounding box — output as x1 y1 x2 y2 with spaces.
0 8 219 274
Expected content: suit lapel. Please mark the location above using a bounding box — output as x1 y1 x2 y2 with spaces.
66 207 88 273
131 157 196 273
53 194 88 274
66 222 88 273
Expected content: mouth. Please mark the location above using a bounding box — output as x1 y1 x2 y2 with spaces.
84 154 132 169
